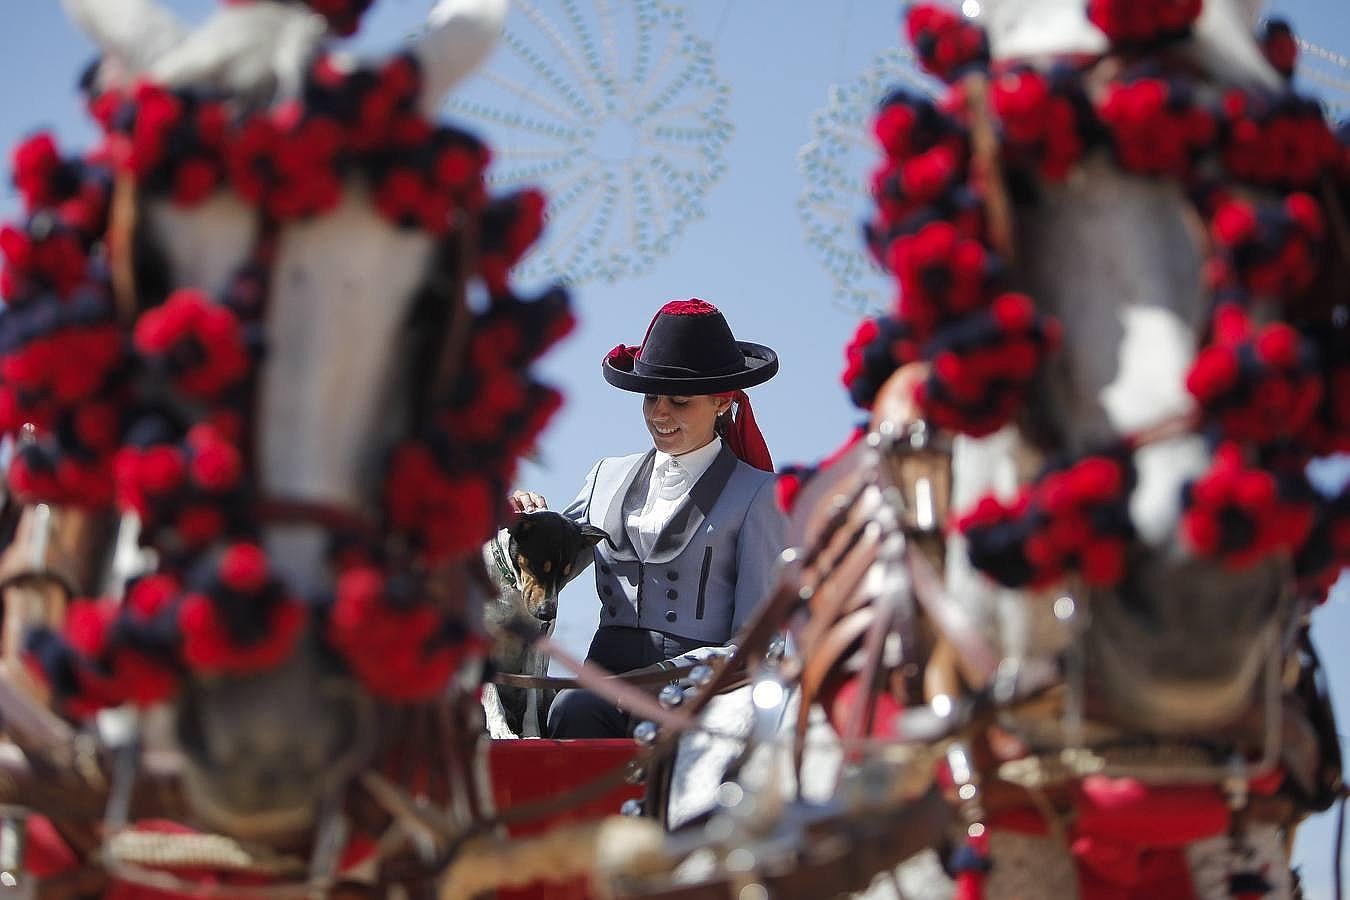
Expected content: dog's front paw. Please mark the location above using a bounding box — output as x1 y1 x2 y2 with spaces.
480 683 521 740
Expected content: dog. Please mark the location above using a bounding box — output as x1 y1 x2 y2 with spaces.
481 510 610 738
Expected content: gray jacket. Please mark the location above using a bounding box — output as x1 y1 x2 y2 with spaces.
564 443 786 646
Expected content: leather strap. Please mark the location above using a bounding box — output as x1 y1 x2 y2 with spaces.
490 662 748 693
254 497 380 540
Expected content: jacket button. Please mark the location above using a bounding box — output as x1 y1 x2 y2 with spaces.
666 589 678 600
667 571 678 581
665 610 677 623
603 585 614 596
601 565 612 575
608 605 617 616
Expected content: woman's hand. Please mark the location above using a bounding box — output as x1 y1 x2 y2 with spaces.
508 490 548 515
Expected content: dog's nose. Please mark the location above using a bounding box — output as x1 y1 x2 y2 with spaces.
536 600 557 622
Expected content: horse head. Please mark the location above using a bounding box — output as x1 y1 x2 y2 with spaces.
5 0 573 871
920 0 1328 742
825 0 1345 807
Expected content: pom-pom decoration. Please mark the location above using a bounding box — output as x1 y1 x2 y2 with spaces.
133 289 255 401
888 220 1003 340
22 580 181 719
178 543 308 675
990 64 1091 181
1220 91 1340 188
1180 443 1316 568
905 3 990 84
1259 19 1299 80
1185 304 1322 445
114 423 249 555
1086 0 1203 47
842 316 920 411
0 0 574 699
478 190 547 294
1206 193 1325 301
1097 74 1219 179
915 293 1061 438
959 452 1137 588
326 566 482 702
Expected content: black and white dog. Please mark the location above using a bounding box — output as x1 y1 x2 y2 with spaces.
481 511 609 738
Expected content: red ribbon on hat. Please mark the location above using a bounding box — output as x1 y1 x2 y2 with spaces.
716 389 773 472
605 343 638 369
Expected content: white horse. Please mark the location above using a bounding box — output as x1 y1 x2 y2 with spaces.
650 2 1328 898
50 0 508 849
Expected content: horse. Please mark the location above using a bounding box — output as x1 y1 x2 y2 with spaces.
0 0 598 895
583 1 1349 897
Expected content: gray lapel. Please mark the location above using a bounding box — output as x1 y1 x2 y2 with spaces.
596 450 654 562
645 444 738 564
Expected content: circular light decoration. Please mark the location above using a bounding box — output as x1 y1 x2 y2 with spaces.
796 47 941 314
444 0 733 286
1296 38 1350 118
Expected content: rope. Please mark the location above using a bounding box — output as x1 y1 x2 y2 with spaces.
106 829 305 875
437 816 666 900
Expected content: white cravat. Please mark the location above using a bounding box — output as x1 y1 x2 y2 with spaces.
628 437 722 558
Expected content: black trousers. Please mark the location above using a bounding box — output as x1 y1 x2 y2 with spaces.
546 627 705 739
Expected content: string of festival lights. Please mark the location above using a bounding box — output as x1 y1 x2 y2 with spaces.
444 0 733 286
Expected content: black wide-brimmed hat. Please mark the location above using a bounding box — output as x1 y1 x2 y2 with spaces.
602 299 778 395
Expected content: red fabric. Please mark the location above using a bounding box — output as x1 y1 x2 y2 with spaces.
24 814 78 878
1071 775 1225 898
824 674 905 738
25 817 377 900
955 830 990 900
1072 776 1228 847
1073 837 1200 900
714 389 773 472
657 298 719 317
990 776 1229 900
490 739 643 899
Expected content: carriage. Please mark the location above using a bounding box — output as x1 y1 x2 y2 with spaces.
1 0 1348 898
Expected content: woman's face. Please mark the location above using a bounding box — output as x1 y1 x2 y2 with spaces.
643 394 729 455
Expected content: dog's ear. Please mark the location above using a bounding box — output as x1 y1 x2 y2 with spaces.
508 515 534 540
578 523 614 549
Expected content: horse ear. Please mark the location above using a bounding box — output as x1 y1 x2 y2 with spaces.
414 0 510 115
62 0 187 77
578 523 613 549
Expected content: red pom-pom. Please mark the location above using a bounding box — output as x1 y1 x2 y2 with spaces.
1087 0 1202 45
1260 19 1299 79
327 566 476 701
219 543 269 594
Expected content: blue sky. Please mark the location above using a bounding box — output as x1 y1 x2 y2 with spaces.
3 0 1348 892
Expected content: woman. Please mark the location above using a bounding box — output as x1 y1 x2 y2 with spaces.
509 298 786 739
